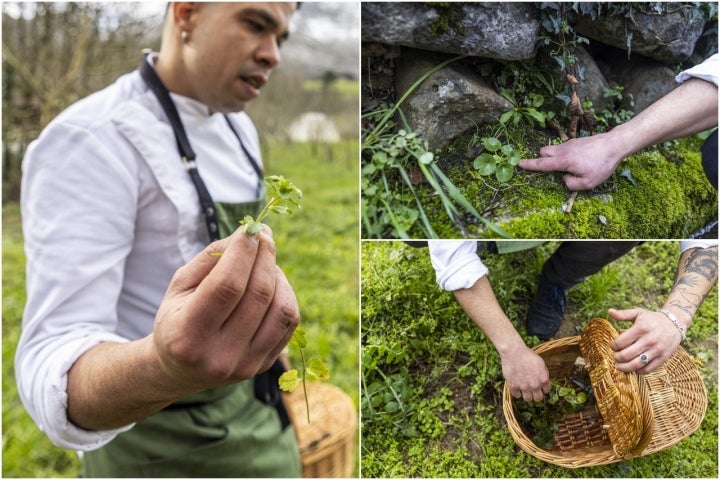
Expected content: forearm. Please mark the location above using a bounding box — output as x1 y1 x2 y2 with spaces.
453 276 526 356
66 336 195 431
611 78 718 157
662 246 718 330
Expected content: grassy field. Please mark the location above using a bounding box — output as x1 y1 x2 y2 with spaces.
2 139 359 477
361 241 718 477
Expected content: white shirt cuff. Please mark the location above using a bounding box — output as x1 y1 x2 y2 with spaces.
675 53 719 86
18 333 135 451
680 239 718 252
428 240 488 291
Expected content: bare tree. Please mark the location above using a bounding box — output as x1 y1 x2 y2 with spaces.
2 2 163 201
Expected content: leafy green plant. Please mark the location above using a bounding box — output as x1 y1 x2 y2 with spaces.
472 136 522 183
230 175 329 423
499 90 553 129
239 175 302 235
513 369 593 449
361 56 510 239
279 327 330 423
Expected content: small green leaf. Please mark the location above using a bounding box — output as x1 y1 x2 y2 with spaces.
291 327 307 349
526 108 546 127
239 215 263 235
530 93 545 108
495 163 513 183
418 151 434 164
306 357 330 382
278 369 300 392
473 154 497 176
482 137 502 152
499 110 514 124
507 151 521 166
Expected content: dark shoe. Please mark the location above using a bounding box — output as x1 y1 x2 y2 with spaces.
526 276 567 340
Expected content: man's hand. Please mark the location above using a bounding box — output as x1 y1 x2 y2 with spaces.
608 308 681 374
518 132 626 191
153 225 300 392
66 225 299 431
500 344 551 402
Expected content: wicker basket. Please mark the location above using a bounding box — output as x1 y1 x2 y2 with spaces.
503 318 707 467
284 382 357 477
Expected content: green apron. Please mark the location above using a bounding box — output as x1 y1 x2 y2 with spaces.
83 201 301 477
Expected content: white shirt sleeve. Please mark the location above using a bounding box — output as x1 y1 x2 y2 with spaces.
676 53 719 86
680 239 718 252
18 118 138 450
428 240 488 291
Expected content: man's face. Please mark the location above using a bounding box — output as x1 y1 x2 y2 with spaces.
184 2 295 113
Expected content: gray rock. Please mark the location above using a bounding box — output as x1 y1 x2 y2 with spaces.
394 50 512 150
572 5 706 64
362 2 540 61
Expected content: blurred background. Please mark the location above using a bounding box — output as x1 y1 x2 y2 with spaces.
2 2 359 477
2 1 359 199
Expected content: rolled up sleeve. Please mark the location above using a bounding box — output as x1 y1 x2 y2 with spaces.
676 54 719 86
428 241 488 291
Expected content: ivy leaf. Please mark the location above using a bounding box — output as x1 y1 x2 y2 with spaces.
278 369 300 392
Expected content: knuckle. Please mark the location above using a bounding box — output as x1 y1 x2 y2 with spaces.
247 281 275 306
213 280 246 305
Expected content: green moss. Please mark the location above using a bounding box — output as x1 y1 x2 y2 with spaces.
426 3 466 37
410 135 717 239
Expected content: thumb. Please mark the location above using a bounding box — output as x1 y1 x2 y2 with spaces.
169 236 232 292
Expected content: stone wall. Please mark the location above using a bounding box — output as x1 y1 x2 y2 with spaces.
361 2 718 239
362 2 717 150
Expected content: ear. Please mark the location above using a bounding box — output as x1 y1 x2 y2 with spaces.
171 2 201 32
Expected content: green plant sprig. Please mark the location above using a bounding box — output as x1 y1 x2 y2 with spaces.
279 327 330 423
240 175 302 235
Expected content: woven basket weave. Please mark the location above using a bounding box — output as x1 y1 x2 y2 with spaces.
284 382 357 477
503 318 707 467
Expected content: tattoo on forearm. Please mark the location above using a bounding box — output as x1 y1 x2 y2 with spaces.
679 247 718 283
669 247 718 318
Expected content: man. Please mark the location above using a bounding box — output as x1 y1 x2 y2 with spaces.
17 3 302 477
519 54 718 190
428 240 717 402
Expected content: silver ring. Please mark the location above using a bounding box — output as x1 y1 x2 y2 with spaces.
639 352 650 365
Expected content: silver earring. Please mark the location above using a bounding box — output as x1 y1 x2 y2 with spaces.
181 30 188 43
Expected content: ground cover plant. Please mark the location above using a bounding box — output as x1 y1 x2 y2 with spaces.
2 140 359 477
361 241 718 477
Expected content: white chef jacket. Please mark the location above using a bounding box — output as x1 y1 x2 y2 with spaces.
676 53 719 86
429 241 718 292
16 54 263 450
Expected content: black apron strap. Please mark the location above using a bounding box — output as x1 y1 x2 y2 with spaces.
139 54 221 241
701 129 718 190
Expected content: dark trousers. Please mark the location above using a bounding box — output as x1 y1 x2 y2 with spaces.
542 241 640 289
701 129 718 190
